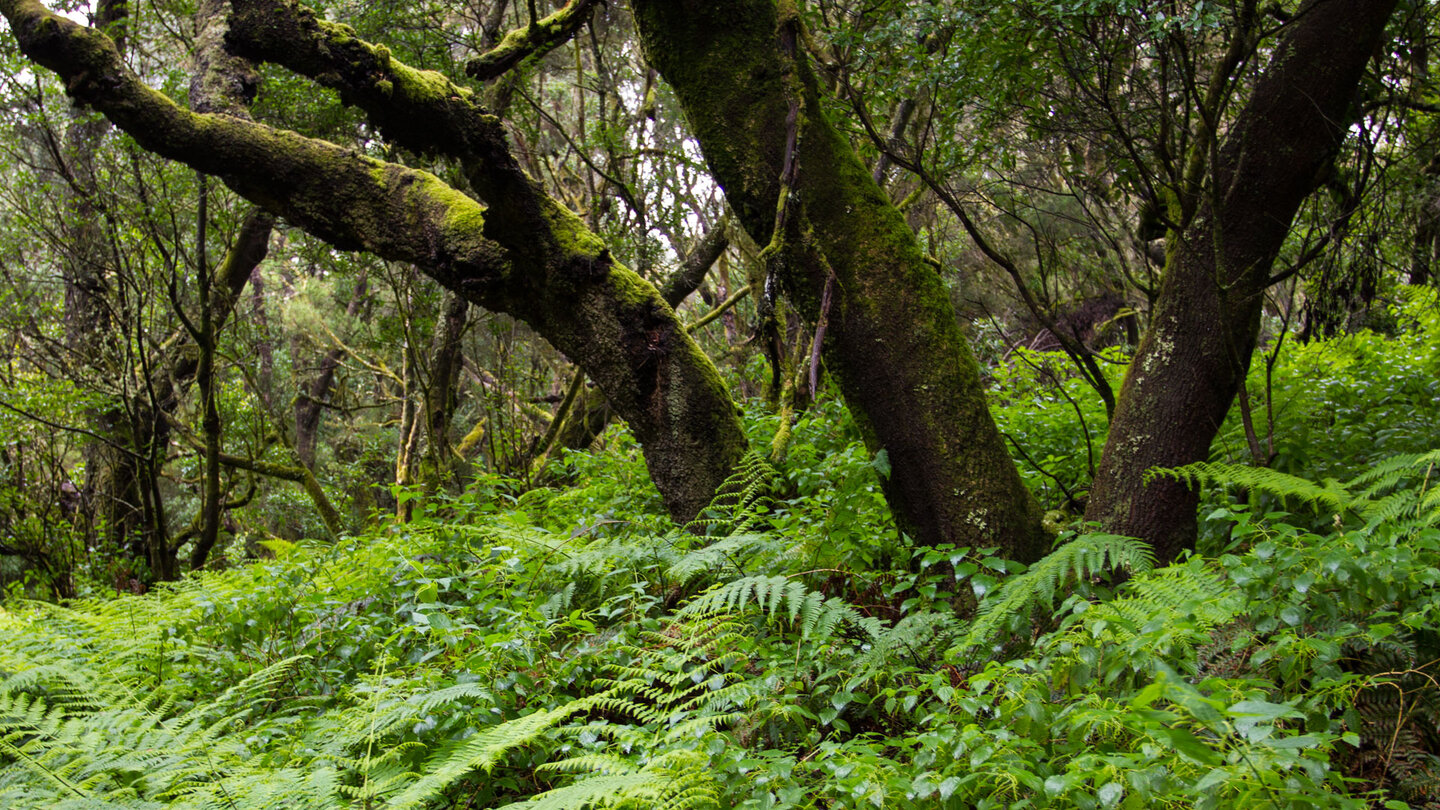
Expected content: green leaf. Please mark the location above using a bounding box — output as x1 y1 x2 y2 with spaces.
1160 727 1221 766
1265 733 1323 749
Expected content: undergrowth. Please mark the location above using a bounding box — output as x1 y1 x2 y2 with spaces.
3 441 1438 808
3 294 1440 808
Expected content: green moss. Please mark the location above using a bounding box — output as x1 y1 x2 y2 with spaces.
415 173 490 248
540 198 607 261
389 60 469 104
606 264 665 309
317 18 355 46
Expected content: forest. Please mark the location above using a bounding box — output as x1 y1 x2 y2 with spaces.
0 0 1438 806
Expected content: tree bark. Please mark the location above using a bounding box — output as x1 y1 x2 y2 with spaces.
0 0 748 524
1084 0 1398 562
554 217 732 457
632 0 1047 560
422 291 470 481
191 176 224 570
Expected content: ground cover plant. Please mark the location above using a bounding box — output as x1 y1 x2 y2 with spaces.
2 292 1439 808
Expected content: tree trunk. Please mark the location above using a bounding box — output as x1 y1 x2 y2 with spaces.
421 291 470 483
395 326 421 523
1084 0 1398 562
551 217 730 457
192 175 224 570
294 271 369 470
1412 199 1439 286
632 0 1047 560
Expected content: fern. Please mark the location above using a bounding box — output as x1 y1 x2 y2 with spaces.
664 533 794 585
683 452 780 536
503 750 721 810
677 575 872 641
384 697 601 810
1157 450 1440 536
956 533 1156 657
853 611 967 678
0 644 328 808
1068 557 1243 678
1152 463 1353 514
398 615 746 810
335 680 497 747
1108 559 1238 630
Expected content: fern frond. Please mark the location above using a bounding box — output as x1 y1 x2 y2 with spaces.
337 681 495 746
665 533 792 584
684 452 779 536
537 753 640 776
177 654 308 730
496 773 673 810
1163 452 1440 540
0 734 89 802
1113 558 1239 629
853 612 966 677
1152 462 1353 513
677 576 867 642
500 749 720 810
1349 449 1440 495
384 696 600 810
957 533 1155 655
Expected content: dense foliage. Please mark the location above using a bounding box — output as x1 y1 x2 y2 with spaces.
3 291 1438 808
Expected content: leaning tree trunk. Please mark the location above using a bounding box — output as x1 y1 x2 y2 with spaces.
551 217 731 458
0 0 747 524
1084 0 1398 562
632 0 1047 560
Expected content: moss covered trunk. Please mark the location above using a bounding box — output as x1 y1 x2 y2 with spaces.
1084 0 1397 562
632 0 1046 560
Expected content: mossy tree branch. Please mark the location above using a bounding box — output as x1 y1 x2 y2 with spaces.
465 0 602 81
223 0 598 275
0 0 747 523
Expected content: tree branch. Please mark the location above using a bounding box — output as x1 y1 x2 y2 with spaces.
466 0 602 81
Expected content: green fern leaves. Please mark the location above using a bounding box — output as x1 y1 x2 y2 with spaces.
678 575 869 641
1155 449 1440 534
957 533 1155 656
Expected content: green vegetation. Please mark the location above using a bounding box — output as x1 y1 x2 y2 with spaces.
3 291 1438 808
